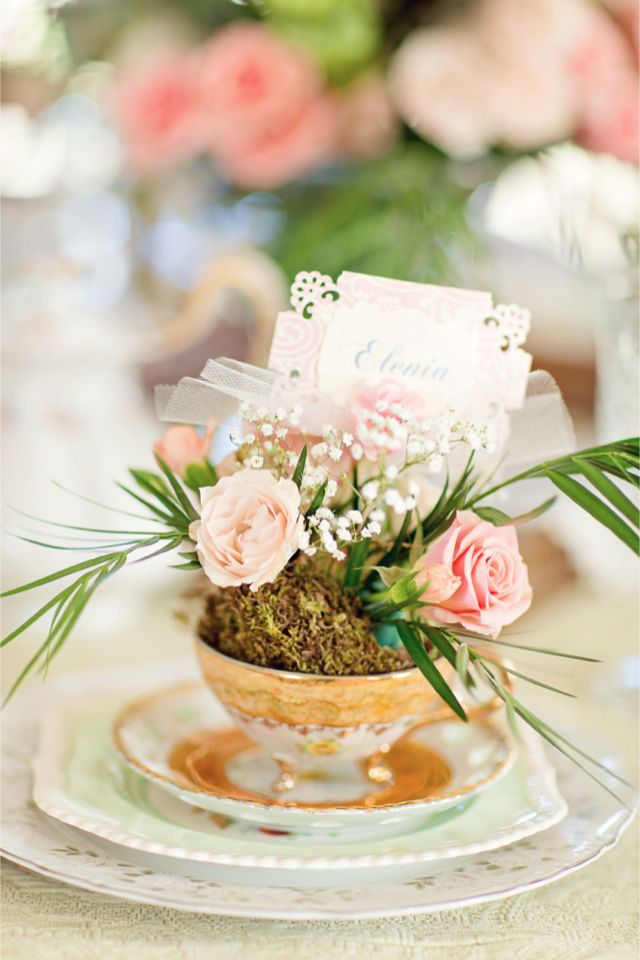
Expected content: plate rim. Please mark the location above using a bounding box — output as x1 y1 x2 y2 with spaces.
32 682 569 871
111 680 518 819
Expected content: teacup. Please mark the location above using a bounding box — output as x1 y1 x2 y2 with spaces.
196 639 501 791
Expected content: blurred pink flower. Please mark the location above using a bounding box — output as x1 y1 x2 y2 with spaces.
153 423 215 477
113 54 203 175
336 73 398 160
196 22 337 185
569 14 639 163
215 96 338 189
413 560 461 604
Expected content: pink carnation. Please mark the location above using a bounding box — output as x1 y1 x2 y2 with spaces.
417 510 532 637
350 377 427 460
112 54 202 176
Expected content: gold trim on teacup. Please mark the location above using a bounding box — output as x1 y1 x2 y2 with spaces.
112 682 516 813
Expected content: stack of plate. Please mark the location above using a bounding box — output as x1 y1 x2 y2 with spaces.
1 661 635 920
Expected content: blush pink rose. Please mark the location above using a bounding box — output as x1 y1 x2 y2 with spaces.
350 377 427 459
112 54 203 175
215 95 338 189
418 510 532 637
190 469 303 590
154 423 215 477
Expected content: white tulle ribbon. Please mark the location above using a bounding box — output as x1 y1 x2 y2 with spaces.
156 358 575 468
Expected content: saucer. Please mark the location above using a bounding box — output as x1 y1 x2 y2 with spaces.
33 679 568 884
112 682 517 835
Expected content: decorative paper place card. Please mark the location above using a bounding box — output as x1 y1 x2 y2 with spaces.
268 271 532 420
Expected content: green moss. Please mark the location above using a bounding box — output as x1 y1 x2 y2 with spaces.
198 563 409 676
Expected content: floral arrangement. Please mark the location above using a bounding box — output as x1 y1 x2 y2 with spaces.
3 367 638 798
110 0 638 185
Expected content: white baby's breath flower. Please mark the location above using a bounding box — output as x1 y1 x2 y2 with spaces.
361 527 372 538
260 423 274 437
325 478 338 499
311 442 329 459
336 528 352 541
342 432 353 447
346 509 363 523
276 427 288 440
246 455 264 469
351 442 364 461
361 481 379 501
274 408 286 421
370 509 386 523
328 447 343 462
367 520 382 535
428 454 444 474
385 464 399 480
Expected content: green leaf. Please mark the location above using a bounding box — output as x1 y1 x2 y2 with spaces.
408 514 423 566
456 643 470 684
171 561 202 571
128 472 188 525
183 460 219 493
154 455 200 522
115 482 178 525
343 538 371 589
305 478 328 517
1 553 118 598
1 577 90 647
378 511 412 568
576 461 639 527
370 565 409 589
474 506 512 525
546 469 639 554
291 445 307 488
395 621 467 722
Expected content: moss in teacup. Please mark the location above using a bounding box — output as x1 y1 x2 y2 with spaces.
198 563 410 675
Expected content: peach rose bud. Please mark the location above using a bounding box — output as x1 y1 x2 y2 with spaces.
414 560 461 604
153 423 215 477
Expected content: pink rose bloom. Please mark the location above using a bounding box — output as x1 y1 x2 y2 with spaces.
154 423 215 477
190 469 303 590
413 561 461 604
350 377 427 460
195 22 336 185
215 95 338 189
418 510 532 637
112 54 202 175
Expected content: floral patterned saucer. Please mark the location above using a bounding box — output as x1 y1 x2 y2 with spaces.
110 682 517 837
1 664 635 918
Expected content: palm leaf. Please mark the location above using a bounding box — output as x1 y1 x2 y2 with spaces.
546 470 639 554
395 621 467 721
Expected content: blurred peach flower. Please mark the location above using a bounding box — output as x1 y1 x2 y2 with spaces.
389 0 637 160
196 22 337 186
113 54 202 175
336 73 398 160
388 27 495 155
154 423 215 477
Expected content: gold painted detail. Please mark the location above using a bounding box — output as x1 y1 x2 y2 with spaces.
168 727 452 810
